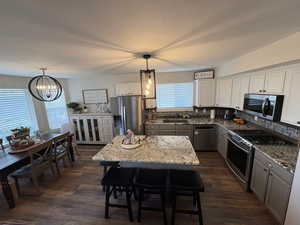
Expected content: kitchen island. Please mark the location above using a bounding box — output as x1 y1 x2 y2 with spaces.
93 135 199 169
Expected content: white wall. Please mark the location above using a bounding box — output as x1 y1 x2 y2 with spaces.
0 74 68 133
217 32 300 77
66 70 194 111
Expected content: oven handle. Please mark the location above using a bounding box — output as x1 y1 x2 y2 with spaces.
227 137 251 154
225 159 246 184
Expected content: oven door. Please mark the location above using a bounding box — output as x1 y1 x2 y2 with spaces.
226 138 251 184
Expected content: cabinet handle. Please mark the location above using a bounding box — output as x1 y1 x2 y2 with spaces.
263 168 268 172
263 90 266 93
259 90 262 93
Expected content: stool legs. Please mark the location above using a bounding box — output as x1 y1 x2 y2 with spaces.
171 191 204 225
196 192 204 225
105 185 110 219
171 192 176 225
126 187 134 222
160 191 168 225
137 188 143 222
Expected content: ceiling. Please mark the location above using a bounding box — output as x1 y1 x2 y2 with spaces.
1 0 300 78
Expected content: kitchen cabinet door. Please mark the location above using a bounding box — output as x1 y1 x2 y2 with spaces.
265 171 291 224
239 76 250 109
231 78 241 109
249 72 265 93
251 159 269 202
198 79 215 107
215 78 232 107
265 70 286 94
281 70 300 126
217 127 227 159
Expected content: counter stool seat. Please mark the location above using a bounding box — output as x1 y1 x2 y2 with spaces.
135 169 168 225
169 170 204 225
101 167 136 222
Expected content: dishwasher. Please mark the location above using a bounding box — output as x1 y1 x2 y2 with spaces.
193 125 217 151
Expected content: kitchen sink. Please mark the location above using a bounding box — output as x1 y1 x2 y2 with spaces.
162 119 189 123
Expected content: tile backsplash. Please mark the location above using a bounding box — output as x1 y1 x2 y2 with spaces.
236 111 300 141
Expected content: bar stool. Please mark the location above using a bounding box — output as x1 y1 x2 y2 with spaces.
169 169 205 225
135 168 168 225
101 167 136 222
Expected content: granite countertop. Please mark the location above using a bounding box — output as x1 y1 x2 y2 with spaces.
146 118 258 131
92 135 199 166
146 118 299 174
254 144 299 174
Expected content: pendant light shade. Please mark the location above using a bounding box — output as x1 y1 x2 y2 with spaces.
28 68 63 102
140 54 156 99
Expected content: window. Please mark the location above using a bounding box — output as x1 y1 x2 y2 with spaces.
0 89 38 143
156 82 193 109
44 91 69 130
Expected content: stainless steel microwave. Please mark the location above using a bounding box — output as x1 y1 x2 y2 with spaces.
243 94 284 121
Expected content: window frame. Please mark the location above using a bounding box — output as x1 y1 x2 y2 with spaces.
156 82 194 111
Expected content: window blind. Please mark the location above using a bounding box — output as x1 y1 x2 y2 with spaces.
156 82 193 108
44 91 69 130
0 89 38 143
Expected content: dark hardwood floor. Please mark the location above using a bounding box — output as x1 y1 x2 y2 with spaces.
0 146 279 225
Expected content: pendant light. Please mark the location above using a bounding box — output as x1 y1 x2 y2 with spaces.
28 68 63 102
140 54 156 99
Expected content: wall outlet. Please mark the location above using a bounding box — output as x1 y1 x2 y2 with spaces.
254 116 258 121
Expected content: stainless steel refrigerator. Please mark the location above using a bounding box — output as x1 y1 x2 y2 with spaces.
110 95 144 135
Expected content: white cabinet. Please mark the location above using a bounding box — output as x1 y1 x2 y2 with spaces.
281 70 300 126
249 72 266 93
231 76 250 110
115 82 141 96
70 114 114 144
265 70 286 94
215 78 232 107
249 70 286 94
194 79 215 107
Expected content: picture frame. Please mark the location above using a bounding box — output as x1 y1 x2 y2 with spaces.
82 89 108 104
194 69 215 80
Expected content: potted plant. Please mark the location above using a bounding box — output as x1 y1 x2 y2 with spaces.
11 126 30 137
67 102 83 113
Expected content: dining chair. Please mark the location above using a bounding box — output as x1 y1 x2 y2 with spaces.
0 138 4 151
61 122 80 156
10 140 56 195
52 132 72 175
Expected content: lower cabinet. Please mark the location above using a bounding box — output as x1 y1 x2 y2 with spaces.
217 126 228 159
251 150 293 224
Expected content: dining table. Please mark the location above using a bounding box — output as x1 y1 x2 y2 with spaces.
93 135 200 169
0 133 75 209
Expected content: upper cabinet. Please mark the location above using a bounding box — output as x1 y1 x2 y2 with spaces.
249 70 286 94
249 72 266 93
194 79 215 107
215 78 232 107
231 76 250 110
115 83 141 96
281 69 300 126
265 70 286 94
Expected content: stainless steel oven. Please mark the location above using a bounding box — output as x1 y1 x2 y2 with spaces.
226 131 254 191
243 94 284 121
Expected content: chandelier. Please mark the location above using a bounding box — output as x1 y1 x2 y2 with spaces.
28 68 63 102
140 54 156 99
